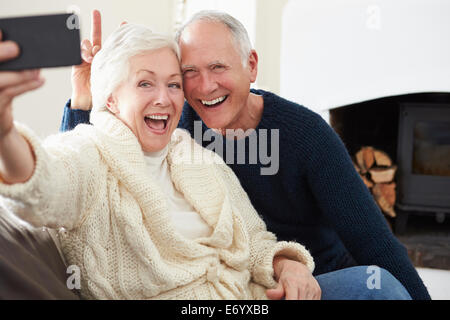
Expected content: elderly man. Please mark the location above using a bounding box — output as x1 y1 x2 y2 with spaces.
61 10 430 300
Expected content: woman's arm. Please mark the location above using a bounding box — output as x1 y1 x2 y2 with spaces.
0 127 35 184
0 122 102 230
0 32 99 231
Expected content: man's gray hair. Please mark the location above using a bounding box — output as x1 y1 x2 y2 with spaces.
91 23 180 113
175 10 253 66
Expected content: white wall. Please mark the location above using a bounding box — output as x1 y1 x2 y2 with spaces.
280 0 450 118
0 0 175 138
254 0 288 94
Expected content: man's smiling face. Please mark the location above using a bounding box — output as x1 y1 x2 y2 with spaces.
179 20 257 130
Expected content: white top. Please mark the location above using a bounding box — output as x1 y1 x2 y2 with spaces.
144 146 213 240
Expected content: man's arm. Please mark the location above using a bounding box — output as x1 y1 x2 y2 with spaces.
303 113 430 300
60 99 91 132
60 10 101 132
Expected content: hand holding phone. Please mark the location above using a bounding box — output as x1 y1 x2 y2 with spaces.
0 34 19 63
0 30 44 137
0 30 44 185
0 13 81 71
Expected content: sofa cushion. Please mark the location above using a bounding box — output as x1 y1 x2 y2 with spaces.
0 207 80 299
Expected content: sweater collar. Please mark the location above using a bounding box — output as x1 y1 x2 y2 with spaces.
89 110 235 253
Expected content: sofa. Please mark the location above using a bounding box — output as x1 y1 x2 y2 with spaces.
0 206 80 299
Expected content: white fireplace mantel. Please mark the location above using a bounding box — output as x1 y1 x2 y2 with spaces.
280 0 450 118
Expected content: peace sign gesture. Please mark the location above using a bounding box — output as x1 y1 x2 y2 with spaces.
70 10 102 110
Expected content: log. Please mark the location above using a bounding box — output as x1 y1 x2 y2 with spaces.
374 183 396 206
362 146 375 170
369 166 397 184
372 183 397 217
374 149 392 167
355 147 375 173
352 147 398 219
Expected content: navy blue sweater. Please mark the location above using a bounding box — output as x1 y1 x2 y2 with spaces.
60 89 430 300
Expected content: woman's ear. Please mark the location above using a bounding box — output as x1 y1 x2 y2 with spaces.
105 95 119 114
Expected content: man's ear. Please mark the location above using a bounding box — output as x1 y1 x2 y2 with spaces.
105 95 119 114
247 50 258 83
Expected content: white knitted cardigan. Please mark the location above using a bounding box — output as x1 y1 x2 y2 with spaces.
0 111 314 300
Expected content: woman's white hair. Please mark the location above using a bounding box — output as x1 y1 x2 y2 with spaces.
175 10 253 67
91 23 180 113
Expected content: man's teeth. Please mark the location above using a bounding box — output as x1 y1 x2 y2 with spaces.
202 96 226 106
145 115 168 120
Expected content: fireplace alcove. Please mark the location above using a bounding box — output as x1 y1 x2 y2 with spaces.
279 0 450 269
329 92 450 269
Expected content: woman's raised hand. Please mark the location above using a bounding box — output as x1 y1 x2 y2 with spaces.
0 31 44 138
70 10 102 110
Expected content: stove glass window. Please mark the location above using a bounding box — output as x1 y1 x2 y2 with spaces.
413 121 450 176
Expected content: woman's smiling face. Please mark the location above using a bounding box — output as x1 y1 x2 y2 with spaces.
107 47 185 152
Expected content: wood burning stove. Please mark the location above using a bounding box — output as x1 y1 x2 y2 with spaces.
280 0 450 267
396 103 450 232
328 93 450 235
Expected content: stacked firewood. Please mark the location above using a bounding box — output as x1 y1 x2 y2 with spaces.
353 146 397 219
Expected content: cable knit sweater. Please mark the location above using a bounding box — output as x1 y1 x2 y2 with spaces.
0 110 314 300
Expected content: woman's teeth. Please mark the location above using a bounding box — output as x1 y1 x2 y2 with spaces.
201 95 227 106
144 115 168 130
145 115 168 120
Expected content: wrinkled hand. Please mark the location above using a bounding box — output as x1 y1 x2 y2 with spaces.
266 256 321 300
0 31 44 137
70 10 102 109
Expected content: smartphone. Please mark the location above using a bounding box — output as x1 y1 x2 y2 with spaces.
0 13 82 70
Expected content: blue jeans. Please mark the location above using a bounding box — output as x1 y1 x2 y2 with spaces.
315 266 412 300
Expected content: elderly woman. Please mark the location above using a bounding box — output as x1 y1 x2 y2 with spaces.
0 23 318 300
